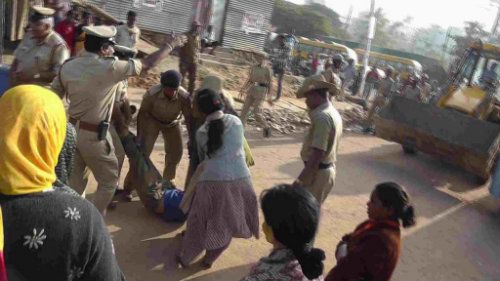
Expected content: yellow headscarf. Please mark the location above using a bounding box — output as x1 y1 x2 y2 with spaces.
0 85 67 195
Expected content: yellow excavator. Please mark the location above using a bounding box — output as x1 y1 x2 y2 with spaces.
375 41 500 183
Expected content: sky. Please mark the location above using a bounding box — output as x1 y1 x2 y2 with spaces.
287 0 498 31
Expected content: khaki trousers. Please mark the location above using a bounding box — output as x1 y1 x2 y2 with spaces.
124 118 183 191
70 128 119 214
365 95 387 128
240 89 268 129
304 168 336 204
179 61 198 95
110 126 126 182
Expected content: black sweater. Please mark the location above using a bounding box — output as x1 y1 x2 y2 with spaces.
0 186 125 281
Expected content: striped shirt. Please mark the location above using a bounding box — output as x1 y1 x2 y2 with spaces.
273 44 291 70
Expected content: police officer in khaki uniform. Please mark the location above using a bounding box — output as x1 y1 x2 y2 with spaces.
51 25 187 215
110 45 138 197
364 66 395 133
10 6 70 87
124 70 192 194
322 54 343 100
179 21 202 95
294 75 343 204
239 51 273 138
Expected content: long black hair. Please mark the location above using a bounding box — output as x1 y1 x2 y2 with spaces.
197 89 225 158
261 185 325 280
374 182 416 228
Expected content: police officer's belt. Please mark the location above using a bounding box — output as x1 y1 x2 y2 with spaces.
255 82 269 87
304 161 333 170
69 117 100 133
150 114 180 128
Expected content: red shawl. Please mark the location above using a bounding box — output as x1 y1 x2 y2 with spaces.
325 219 401 281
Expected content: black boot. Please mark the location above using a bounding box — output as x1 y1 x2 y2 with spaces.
263 127 271 138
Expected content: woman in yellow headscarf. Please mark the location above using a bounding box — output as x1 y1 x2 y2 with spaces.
0 85 124 281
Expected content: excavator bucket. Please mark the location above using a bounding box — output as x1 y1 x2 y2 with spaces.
375 96 500 181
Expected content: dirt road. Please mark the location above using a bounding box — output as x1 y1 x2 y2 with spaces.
87 87 500 281
3 41 497 281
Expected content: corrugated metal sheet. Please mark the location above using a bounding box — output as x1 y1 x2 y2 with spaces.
88 0 193 34
87 0 275 51
222 0 274 51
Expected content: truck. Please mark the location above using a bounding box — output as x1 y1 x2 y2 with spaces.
374 41 500 183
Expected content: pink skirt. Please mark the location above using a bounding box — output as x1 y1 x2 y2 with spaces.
181 177 260 251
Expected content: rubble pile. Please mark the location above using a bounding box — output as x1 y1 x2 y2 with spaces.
246 108 310 135
245 104 367 135
128 75 160 89
338 106 367 128
129 58 303 99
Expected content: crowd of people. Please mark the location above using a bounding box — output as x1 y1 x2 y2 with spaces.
0 3 421 281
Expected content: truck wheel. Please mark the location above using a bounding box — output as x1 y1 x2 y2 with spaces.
402 145 417 155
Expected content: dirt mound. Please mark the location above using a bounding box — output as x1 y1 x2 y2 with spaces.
246 108 310 135
338 106 367 128
128 56 303 99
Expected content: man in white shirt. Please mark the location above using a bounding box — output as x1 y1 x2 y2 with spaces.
341 58 356 95
115 11 141 52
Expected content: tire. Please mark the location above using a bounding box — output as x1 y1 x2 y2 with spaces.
402 145 417 155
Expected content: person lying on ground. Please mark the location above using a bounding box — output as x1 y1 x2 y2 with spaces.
325 182 417 281
240 184 325 281
112 100 185 222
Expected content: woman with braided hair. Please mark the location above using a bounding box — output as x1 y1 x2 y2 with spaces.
176 89 259 268
241 184 325 281
325 182 416 281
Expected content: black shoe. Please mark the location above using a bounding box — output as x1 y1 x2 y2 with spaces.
114 188 125 196
263 128 271 138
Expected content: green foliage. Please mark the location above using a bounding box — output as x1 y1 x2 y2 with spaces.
271 0 347 39
450 21 489 56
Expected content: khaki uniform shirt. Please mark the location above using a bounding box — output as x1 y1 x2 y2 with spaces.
248 65 273 97
115 80 129 102
322 69 341 96
301 102 343 165
13 31 70 86
179 32 201 64
51 51 142 124
115 25 141 50
139 84 192 124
